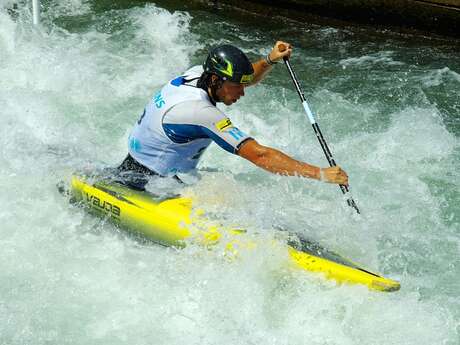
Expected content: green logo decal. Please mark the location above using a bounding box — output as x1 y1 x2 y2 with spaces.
212 57 233 77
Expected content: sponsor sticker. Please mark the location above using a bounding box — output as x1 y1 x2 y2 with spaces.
216 118 233 131
240 74 253 84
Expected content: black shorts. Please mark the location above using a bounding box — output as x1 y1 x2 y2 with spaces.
117 154 182 190
118 154 159 176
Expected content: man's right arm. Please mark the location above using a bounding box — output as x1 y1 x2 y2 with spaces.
237 139 349 185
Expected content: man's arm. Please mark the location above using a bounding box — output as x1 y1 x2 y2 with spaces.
238 139 349 185
249 41 292 86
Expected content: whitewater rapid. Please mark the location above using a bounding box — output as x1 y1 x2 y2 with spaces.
0 1 458 344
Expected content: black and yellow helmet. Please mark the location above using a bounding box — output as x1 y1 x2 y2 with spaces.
203 44 254 84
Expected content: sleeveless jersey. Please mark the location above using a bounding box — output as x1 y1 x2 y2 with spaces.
128 66 252 176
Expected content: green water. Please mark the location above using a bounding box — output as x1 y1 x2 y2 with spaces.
0 1 458 344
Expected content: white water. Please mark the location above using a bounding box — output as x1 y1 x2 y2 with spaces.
0 2 458 344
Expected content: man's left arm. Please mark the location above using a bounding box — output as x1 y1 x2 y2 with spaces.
249 41 292 86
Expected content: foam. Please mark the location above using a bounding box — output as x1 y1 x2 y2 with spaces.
0 3 458 344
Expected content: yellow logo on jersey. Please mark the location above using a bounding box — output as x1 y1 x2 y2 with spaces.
216 118 233 131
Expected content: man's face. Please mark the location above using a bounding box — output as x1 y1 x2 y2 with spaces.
216 80 246 106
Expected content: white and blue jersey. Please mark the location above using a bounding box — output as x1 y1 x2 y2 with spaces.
128 66 252 176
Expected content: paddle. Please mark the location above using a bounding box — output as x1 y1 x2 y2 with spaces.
282 55 361 214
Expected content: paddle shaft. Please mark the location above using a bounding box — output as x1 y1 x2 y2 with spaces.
283 57 360 214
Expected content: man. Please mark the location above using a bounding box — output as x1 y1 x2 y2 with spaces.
118 41 348 189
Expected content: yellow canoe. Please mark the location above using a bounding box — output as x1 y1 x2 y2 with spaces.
68 173 400 292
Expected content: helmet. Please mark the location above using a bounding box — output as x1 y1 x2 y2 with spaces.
203 44 254 84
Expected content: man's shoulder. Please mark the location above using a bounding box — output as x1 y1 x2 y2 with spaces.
183 65 204 78
166 99 224 124
172 99 222 116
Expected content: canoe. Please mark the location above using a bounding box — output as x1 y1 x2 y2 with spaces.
67 172 400 292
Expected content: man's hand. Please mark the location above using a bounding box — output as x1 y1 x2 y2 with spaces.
320 166 349 185
268 41 292 63
250 41 292 84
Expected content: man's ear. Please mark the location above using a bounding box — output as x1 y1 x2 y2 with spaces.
210 74 219 83
210 75 223 89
